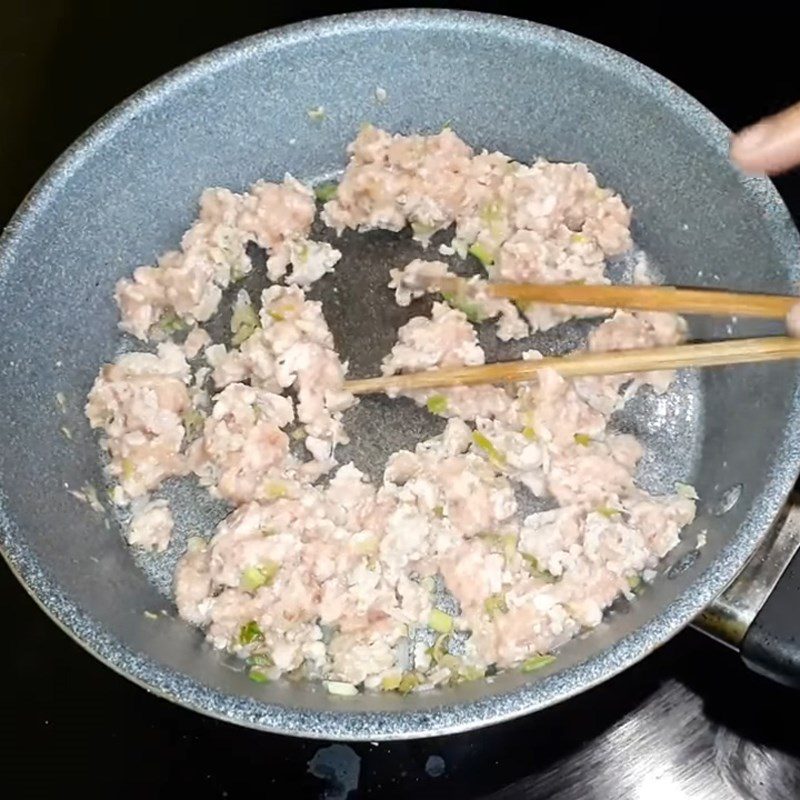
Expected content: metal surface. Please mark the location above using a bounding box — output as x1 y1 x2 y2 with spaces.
698 494 800 647
1 9 800 740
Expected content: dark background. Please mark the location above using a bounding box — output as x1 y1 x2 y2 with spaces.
2 3 800 798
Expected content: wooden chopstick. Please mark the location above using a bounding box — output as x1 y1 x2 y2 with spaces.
484 282 796 319
345 337 800 396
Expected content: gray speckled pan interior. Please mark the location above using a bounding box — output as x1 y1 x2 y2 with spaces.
1 10 799 740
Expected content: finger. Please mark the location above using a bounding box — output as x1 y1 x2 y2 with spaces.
730 101 800 175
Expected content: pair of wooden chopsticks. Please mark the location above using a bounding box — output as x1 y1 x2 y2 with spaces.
344 283 800 396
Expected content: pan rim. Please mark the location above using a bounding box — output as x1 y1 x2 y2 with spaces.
1 8 799 740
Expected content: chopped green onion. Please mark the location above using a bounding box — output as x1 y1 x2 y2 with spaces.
433 505 445 519
121 458 135 481
627 575 642 590
157 311 186 334
428 608 454 634
411 221 436 241
307 106 326 122
268 310 285 321
675 482 699 500
381 674 402 691
426 632 450 664
240 561 280 592
596 505 622 519
441 291 484 324
521 553 558 583
472 431 506 465
574 433 592 447
248 668 269 683
314 182 338 202
263 481 288 500
182 408 205 439
60 426 73 440
468 242 494 268
426 394 449 415
246 653 273 667
570 233 589 244
398 672 420 694
238 620 264 646
325 680 359 696
143 611 158 620
230 299 260 346
455 665 486 683
522 426 537 441
291 427 307 441
484 593 508 619
521 654 556 672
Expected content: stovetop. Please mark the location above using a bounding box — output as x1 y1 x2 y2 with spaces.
2 4 800 798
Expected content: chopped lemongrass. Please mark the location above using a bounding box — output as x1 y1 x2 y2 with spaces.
325 680 359 696
522 426 537 441
398 672 420 694
596 505 622 519
182 408 205 439
428 608 454 634
240 561 280 592
426 394 448 415
381 674 402 691
307 106 326 122
468 242 494 268
521 654 556 672
157 311 186 334
675 482 699 500
484 593 508 618
238 620 264 646
314 182 338 202
472 431 506 465
574 433 592 447
248 668 269 684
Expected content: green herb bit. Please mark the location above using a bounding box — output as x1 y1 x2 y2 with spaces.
428 608 454 634
397 672 420 694
246 653 273 667
521 654 556 673
268 310 285 321
381 673 402 691
574 433 592 447
441 291 484 324
484 593 508 619
472 431 506 466
433 505 445 519
522 426 537 441
596 505 622 519
182 408 205 439
307 105 326 122
426 632 450 665
314 182 338 202
455 665 486 683
157 310 186 334
426 394 449 415
60 426 73 440
263 481 288 500
468 242 495 268
411 221 436 241
230 301 260 346
248 667 269 683
121 458 135 482
143 611 159 620
240 561 280 592
521 553 558 583
238 620 264 646
570 233 590 244
627 575 642 591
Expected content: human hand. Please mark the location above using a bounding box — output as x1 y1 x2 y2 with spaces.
730 101 800 175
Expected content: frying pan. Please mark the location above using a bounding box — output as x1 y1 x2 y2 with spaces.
1 9 800 740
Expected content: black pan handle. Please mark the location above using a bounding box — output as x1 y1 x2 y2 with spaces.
740 546 800 688
696 495 800 686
